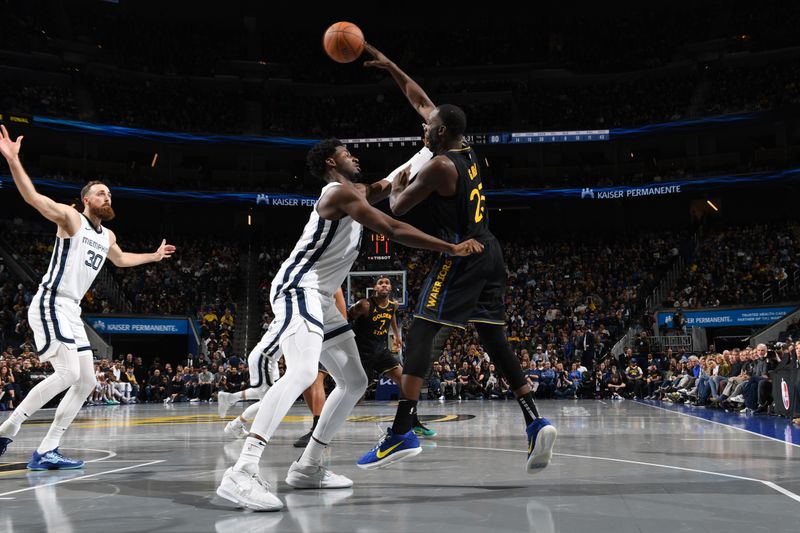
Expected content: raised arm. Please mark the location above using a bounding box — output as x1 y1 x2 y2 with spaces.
0 125 79 233
318 184 482 257
390 156 456 216
363 43 435 121
356 144 436 206
353 179 393 205
106 232 176 268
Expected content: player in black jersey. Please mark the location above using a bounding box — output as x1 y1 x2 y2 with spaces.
357 44 556 472
350 276 436 438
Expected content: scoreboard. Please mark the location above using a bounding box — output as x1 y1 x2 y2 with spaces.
365 231 393 262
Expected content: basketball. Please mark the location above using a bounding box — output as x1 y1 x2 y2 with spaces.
323 21 364 63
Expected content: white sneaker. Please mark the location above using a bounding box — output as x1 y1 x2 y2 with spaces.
730 395 745 403
189 398 200 403
218 391 238 418
216 466 283 511
285 461 353 489
224 418 249 439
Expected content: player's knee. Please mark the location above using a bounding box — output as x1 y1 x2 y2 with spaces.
402 356 429 379
57 365 81 386
76 376 97 396
287 363 319 390
348 366 369 394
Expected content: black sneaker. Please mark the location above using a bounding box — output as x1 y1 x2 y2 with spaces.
293 429 312 448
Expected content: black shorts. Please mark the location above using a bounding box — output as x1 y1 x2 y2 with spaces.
414 236 505 328
358 344 401 376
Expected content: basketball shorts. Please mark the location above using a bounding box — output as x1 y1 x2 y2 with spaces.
357 343 401 377
249 288 354 388
413 236 506 328
28 291 92 361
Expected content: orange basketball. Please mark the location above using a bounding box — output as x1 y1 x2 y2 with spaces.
323 21 364 63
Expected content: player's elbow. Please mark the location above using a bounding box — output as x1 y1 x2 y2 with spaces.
389 200 409 217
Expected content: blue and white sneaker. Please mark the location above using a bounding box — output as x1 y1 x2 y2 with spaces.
526 418 557 474
357 428 422 470
0 437 12 457
27 448 84 470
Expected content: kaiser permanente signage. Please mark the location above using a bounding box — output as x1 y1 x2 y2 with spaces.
5 165 800 206
86 316 189 335
580 184 681 200
657 306 797 328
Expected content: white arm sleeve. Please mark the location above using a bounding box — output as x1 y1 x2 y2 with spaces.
383 146 434 184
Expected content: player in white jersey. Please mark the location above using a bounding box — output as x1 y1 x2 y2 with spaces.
0 125 175 469
216 138 482 511
220 288 350 440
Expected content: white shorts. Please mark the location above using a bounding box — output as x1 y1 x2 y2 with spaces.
249 288 354 388
28 291 91 361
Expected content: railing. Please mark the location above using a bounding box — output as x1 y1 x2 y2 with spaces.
646 231 699 312
646 256 685 311
93 269 133 313
761 267 800 304
611 328 635 357
625 334 693 353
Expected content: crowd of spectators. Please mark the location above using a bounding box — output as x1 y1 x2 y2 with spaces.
0 348 258 410
667 222 800 308
423 339 793 416
1 231 241 366
705 58 800 116
111 236 240 317
87 76 243 134
2 222 798 421
346 232 681 399
0 80 78 119
4 3 800 137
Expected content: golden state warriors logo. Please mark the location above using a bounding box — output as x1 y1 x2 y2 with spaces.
426 259 453 309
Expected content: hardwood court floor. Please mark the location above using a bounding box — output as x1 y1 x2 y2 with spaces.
1 399 798 533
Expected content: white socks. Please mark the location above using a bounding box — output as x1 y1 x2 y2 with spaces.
0 416 22 438
37 425 67 454
235 436 266 474
299 437 327 467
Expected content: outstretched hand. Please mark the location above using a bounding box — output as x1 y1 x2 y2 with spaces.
363 42 392 69
451 239 484 257
0 125 23 161
154 239 176 261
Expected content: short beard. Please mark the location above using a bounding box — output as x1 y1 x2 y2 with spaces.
92 205 116 222
426 133 441 153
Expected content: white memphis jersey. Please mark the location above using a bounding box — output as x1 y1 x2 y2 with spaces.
37 213 110 302
270 182 362 300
